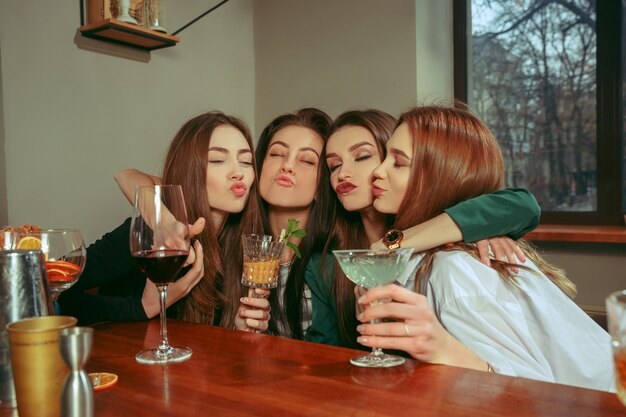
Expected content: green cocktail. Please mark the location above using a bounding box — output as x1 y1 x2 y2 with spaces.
333 248 415 367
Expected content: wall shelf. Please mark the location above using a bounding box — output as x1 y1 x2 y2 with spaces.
79 19 179 51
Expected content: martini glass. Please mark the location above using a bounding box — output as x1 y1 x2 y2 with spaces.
333 248 415 368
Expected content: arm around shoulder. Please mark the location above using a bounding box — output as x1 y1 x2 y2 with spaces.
114 169 163 205
444 188 540 242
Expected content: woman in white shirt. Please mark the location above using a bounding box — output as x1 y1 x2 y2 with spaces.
356 104 615 392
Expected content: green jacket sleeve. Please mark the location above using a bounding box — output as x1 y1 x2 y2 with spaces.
304 253 343 347
444 188 541 242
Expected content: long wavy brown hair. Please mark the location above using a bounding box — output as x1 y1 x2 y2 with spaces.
162 111 262 327
255 108 333 339
394 105 575 297
321 109 397 347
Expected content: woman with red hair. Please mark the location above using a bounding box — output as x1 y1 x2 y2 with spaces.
348 106 613 391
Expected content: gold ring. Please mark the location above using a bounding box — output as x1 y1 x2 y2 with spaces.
404 323 410 336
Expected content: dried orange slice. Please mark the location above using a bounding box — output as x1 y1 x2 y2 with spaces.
16 236 42 250
46 260 81 274
46 268 75 282
89 372 118 391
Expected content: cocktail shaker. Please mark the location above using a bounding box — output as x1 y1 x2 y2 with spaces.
0 250 51 408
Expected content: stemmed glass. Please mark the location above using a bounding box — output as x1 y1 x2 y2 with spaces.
130 185 192 364
333 248 415 368
12 229 86 303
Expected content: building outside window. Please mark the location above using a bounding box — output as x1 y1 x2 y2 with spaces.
454 0 624 225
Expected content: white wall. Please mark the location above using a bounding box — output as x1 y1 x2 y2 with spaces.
0 0 255 244
415 0 454 101
254 0 419 126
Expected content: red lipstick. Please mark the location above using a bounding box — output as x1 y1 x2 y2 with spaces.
335 181 357 194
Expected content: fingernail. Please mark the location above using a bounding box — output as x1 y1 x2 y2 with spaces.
240 297 247 302
357 313 363 321
357 295 365 303
356 325 364 332
357 337 368 344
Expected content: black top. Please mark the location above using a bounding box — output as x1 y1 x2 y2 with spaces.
58 218 149 325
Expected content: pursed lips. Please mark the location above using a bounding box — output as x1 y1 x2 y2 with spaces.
335 181 357 194
275 174 294 187
372 184 386 197
231 182 247 197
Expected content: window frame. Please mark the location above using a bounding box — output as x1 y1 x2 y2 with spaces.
453 0 624 225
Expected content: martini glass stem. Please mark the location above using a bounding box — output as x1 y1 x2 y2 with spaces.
370 318 384 357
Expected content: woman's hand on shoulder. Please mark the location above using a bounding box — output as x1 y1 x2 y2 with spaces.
141 240 205 318
234 288 271 333
475 236 526 273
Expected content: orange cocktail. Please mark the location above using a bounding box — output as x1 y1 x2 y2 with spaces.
241 234 284 289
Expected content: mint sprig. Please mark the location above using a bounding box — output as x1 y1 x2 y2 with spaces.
280 218 307 259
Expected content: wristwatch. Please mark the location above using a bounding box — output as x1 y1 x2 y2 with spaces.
383 229 403 250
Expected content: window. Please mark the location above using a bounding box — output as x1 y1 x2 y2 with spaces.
454 0 624 225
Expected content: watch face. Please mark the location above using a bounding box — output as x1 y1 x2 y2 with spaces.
386 230 401 243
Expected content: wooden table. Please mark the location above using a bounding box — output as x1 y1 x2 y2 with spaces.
2 319 625 416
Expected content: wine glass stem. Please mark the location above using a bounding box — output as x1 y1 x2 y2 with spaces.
157 284 171 354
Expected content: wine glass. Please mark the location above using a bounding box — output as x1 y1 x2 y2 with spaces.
12 229 86 304
333 248 415 368
130 185 192 364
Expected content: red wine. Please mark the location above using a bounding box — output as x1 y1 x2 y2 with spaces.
133 249 188 285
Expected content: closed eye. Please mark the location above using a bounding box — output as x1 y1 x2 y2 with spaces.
300 157 317 166
393 158 409 168
328 163 342 172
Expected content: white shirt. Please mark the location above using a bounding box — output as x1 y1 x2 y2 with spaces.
275 262 312 338
399 251 615 392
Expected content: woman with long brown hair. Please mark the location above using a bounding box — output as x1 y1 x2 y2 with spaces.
60 111 269 331
254 107 334 338
355 105 613 391
307 109 541 347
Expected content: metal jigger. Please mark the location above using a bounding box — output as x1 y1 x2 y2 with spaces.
59 327 94 417
0 250 51 409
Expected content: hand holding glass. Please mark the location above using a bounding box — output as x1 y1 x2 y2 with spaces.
130 185 191 364
333 248 415 368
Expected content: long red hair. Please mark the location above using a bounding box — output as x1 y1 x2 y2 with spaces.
394 105 504 229
162 111 262 326
395 105 575 297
